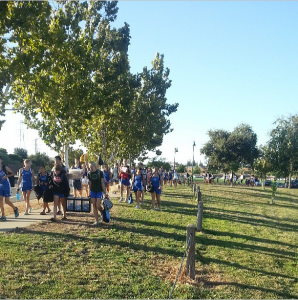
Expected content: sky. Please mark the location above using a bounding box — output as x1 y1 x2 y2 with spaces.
1 1 298 165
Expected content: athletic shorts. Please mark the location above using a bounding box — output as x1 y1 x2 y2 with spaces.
73 180 82 191
133 185 143 192
0 188 11 198
153 187 161 195
121 178 130 186
53 193 64 199
22 186 32 192
90 191 103 199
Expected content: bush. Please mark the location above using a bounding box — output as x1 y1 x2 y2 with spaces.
8 154 23 163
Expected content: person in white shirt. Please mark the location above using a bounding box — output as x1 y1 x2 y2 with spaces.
173 170 179 188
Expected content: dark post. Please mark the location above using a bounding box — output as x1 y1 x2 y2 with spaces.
186 224 196 280
197 201 203 231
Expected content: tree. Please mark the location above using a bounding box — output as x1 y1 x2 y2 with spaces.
201 124 259 173
67 147 84 167
146 157 171 171
253 146 271 189
186 160 197 166
266 115 298 188
0 148 7 154
13 148 28 160
176 163 186 173
193 165 200 174
28 152 53 172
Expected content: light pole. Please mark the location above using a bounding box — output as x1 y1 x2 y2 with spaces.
174 148 178 170
192 141 196 182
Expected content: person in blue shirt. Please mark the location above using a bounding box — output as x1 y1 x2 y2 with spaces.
17 159 35 215
0 156 19 221
103 163 112 194
132 167 146 209
37 165 51 215
149 166 163 211
163 170 168 186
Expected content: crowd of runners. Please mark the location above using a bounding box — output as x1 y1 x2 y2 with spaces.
0 154 180 226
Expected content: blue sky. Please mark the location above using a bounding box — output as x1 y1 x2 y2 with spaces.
1 1 298 165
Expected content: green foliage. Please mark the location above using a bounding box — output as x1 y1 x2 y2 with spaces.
176 163 186 173
28 152 53 172
7 154 23 163
146 157 171 171
68 147 84 167
0 148 7 154
266 115 298 183
13 148 28 160
201 123 259 172
193 165 200 174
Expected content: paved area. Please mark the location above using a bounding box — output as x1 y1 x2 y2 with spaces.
1 186 122 232
0 207 54 232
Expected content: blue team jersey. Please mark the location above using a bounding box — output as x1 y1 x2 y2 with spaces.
0 166 10 189
21 168 32 188
134 175 143 189
39 173 49 191
103 170 110 182
151 175 160 188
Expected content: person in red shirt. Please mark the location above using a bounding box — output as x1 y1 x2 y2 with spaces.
119 159 131 203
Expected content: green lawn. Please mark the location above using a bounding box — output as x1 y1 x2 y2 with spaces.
0 183 297 299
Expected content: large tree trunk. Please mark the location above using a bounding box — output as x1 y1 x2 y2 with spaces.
64 144 69 169
288 173 292 189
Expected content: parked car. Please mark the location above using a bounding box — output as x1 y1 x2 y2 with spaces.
276 182 285 188
264 180 272 186
285 180 298 188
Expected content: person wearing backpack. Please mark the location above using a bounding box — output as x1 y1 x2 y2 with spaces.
88 161 107 226
37 165 51 215
0 156 19 221
50 164 70 222
149 166 163 211
17 159 35 215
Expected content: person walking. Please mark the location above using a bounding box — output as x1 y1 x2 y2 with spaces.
37 165 51 215
132 167 146 209
103 163 112 194
17 159 35 215
88 161 107 226
168 169 173 187
0 156 19 221
50 164 70 222
71 158 83 197
119 159 131 203
149 167 163 210
173 170 178 188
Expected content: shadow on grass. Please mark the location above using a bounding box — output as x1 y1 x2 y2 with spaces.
198 256 298 282
200 280 297 299
204 210 298 233
204 207 298 224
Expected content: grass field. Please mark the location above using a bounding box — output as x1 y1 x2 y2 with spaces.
0 183 297 299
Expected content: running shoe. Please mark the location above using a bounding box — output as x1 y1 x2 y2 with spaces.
93 222 99 226
24 212 29 215
50 217 56 222
14 207 19 218
0 216 6 221
40 211 46 215
118 197 123 203
125 198 128 203
46 209 51 213
157 207 161 211
151 207 155 211
30 207 33 212
135 205 140 209
57 210 62 215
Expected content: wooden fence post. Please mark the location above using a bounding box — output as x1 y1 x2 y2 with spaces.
186 224 196 279
197 201 203 232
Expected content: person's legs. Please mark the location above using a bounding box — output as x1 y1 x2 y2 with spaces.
126 183 130 200
136 190 141 206
156 194 161 209
26 190 32 210
0 195 4 217
60 197 66 219
91 198 98 223
74 188 78 197
96 198 102 215
23 191 29 213
57 198 62 214
120 183 124 199
52 195 59 219
4 197 15 211
151 192 156 209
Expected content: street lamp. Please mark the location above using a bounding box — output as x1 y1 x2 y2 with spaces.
174 148 178 170
192 141 196 182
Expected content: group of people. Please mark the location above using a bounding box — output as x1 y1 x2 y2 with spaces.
0 154 182 225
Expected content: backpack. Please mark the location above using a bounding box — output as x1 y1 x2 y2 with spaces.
3 165 15 187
